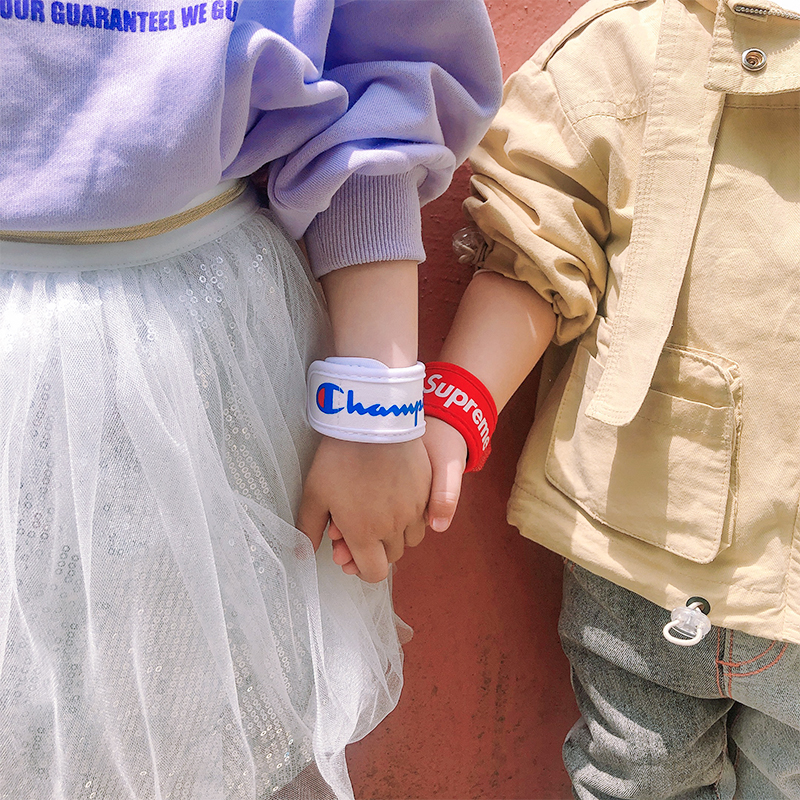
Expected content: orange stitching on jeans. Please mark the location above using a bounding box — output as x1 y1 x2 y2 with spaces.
715 629 726 697
728 632 735 696
717 640 776 667
728 643 788 679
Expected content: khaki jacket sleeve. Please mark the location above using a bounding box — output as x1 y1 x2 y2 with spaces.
465 59 610 346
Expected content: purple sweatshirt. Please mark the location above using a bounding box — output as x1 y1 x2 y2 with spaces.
0 0 502 275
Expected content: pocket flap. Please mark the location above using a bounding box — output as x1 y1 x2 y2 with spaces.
545 344 737 564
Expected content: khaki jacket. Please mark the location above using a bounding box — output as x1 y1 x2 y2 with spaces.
467 0 800 642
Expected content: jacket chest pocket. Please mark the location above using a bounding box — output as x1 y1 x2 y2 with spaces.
545 343 741 564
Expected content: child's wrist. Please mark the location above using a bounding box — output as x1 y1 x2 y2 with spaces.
423 362 497 472
307 357 426 443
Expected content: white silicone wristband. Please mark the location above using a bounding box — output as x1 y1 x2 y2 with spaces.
307 357 426 443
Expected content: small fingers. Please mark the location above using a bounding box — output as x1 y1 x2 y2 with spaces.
328 522 360 576
333 522 421 577
404 519 426 549
427 459 464 533
341 560 360 576
327 521 344 541
296 491 329 552
423 418 467 533
348 540 390 584
331 535 354 566
328 518 389 580
382 531 406 565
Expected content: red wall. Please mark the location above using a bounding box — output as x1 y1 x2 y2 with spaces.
348 2 589 798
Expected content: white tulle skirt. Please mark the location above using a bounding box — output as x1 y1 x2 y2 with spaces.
0 188 405 800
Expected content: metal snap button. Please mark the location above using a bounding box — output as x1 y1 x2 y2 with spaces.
742 48 767 72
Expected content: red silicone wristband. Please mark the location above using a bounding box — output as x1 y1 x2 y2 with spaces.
424 362 498 472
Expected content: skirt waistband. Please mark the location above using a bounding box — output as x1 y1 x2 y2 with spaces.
0 182 261 273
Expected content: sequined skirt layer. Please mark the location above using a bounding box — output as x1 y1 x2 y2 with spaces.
0 205 404 799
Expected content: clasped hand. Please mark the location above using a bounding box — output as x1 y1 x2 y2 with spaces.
296 417 468 582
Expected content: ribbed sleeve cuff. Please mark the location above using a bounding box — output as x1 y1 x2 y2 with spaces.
304 172 426 278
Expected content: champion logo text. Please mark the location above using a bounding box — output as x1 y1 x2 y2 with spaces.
316 382 424 427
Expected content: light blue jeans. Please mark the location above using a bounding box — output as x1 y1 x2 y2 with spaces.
560 564 800 799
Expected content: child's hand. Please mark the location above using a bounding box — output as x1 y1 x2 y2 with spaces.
423 416 468 532
297 436 431 582
317 418 468 571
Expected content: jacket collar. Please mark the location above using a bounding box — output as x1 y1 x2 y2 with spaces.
702 0 800 93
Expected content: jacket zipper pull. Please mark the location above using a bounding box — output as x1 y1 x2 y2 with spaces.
663 598 712 647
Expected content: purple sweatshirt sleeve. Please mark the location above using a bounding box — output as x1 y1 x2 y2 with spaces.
263 0 502 276
1 0 501 258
